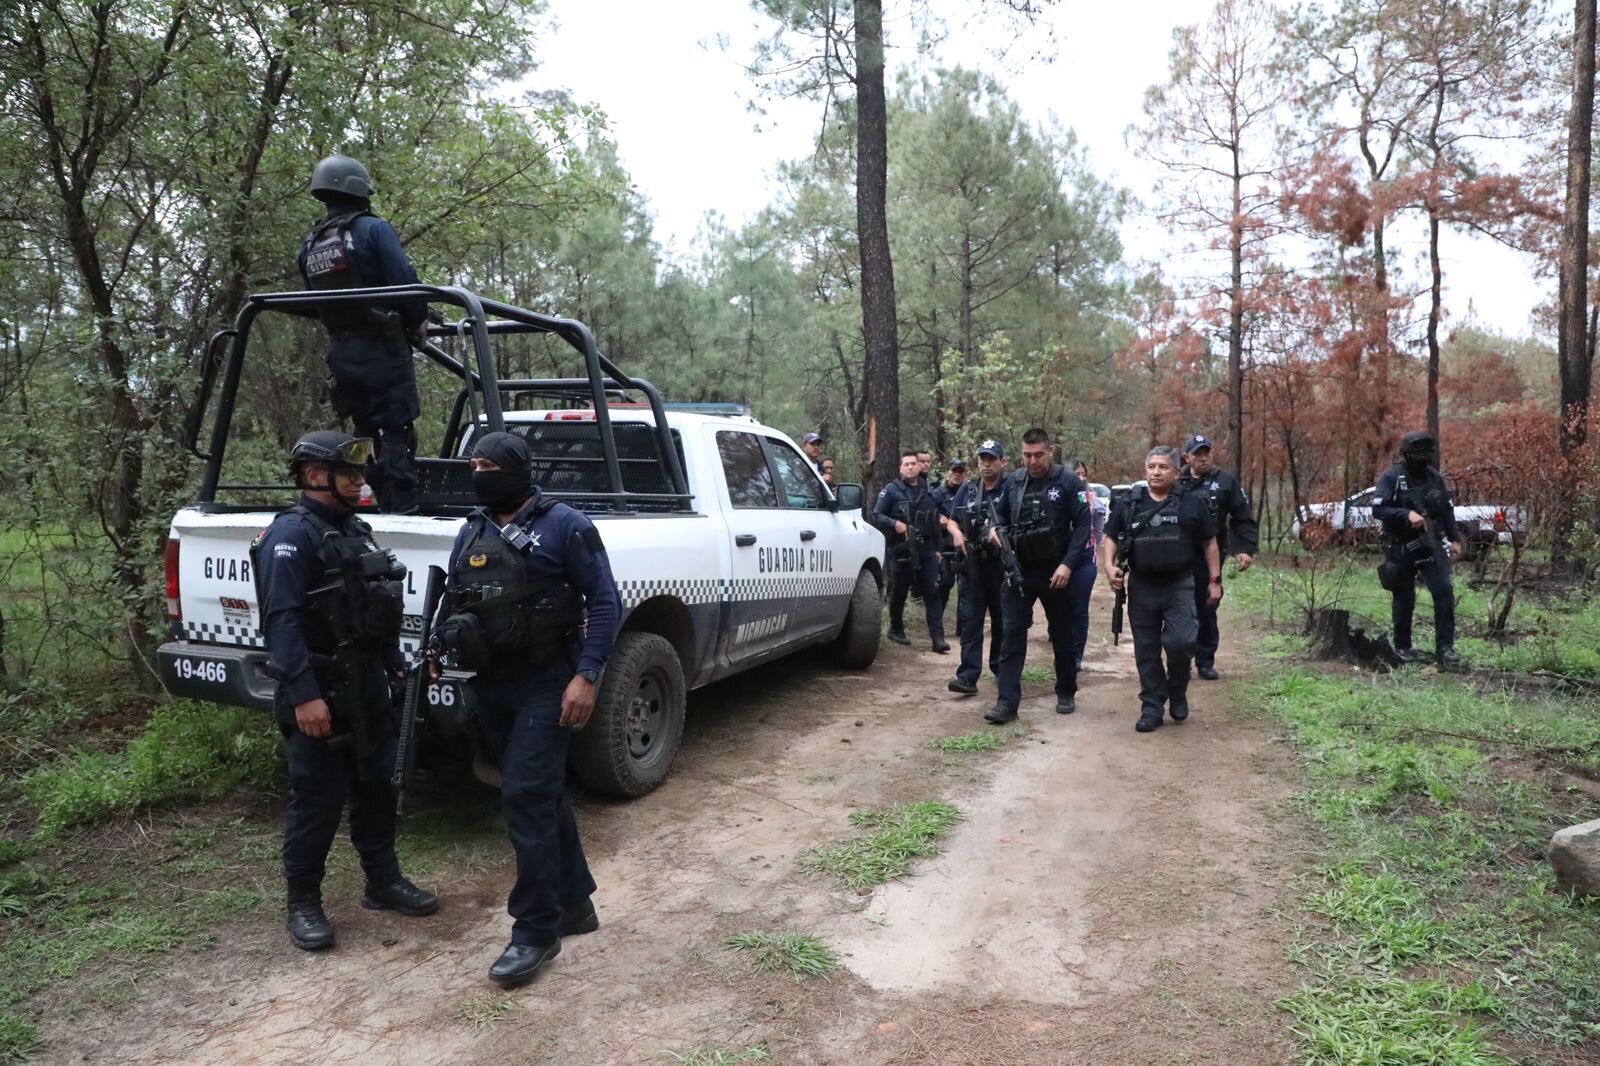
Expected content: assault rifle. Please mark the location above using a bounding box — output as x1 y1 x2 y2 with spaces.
393 565 446 816
956 490 987 582
984 499 1025 591
320 549 407 782
1110 537 1130 646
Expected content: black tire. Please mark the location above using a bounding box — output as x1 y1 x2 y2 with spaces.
572 632 686 798
831 568 882 670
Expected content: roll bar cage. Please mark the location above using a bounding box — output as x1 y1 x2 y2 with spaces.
184 285 691 514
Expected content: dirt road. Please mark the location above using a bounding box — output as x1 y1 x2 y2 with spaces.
54 599 1302 1065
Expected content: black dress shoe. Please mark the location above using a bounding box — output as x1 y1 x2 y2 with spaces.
287 901 335 951
560 896 599 937
362 877 439 917
1055 696 1076 715
1168 699 1189 722
947 676 978 696
1135 713 1163 733
931 636 951 653
887 628 911 646
489 940 561 987
984 703 1018 725
1196 665 1220 680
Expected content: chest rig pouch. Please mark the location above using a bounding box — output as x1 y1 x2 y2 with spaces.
437 501 584 671
276 506 407 653
1127 490 1194 579
1009 475 1059 566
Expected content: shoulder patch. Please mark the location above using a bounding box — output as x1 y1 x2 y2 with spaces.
273 542 298 557
580 526 606 553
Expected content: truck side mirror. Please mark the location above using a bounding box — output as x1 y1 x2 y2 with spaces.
834 483 864 511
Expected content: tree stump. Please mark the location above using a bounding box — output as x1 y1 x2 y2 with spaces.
1306 608 1403 669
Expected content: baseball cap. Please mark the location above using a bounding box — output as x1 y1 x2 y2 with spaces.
1184 434 1213 453
947 458 967 471
802 432 822 445
976 438 1004 458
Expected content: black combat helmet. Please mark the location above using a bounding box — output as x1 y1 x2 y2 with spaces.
1398 430 1436 458
290 430 373 472
310 154 374 202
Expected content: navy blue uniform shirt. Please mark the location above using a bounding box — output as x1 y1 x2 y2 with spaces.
1372 465 1461 542
297 212 425 332
993 464 1093 568
871 478 937 547
1177 467 1259 557
256 497 401 707
446 490 622 678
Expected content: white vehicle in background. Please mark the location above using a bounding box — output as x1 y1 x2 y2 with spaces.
1290 485 1527 559
158 286 885 797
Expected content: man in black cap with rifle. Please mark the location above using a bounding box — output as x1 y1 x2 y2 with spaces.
941 439 1009 704
253 430 439 951
1178 433 1258 679
1372 430 1464 667
298 153 428 513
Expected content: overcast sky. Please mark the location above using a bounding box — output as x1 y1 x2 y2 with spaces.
532 0 1551 340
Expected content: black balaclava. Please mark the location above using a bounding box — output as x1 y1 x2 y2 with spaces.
1399 430 1436 476
471 431 534 513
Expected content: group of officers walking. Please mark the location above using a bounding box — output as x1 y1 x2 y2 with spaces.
872 431 1258 733
251 151 1464 991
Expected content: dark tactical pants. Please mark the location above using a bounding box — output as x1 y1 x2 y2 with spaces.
280 666 401 901
1388 542 1456 652
1191 558 1223 670
994 563 1083 712
929 553 956 639
956 557 1005 685
1129 575 1199 718
1068 554 1098 669
472 667 596 946
327 332 421 514
888 543 943 638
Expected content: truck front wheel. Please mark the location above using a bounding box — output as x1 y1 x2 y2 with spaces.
572 631 686 798
830 568 882 670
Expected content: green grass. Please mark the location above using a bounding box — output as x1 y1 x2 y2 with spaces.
1018 667 1055 684
665 1045 773 1065
798 799 963 889
926 731 1008 753
723 931 839 980
1246 667 1600 1059
21 701 282 837
0 1011 39 1065
455 991 518 1032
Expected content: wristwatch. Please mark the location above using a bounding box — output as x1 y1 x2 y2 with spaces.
577 667 601 684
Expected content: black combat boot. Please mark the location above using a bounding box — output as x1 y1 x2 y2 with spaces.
1196 665 1220 680
489 940 560 987
1395 647 1424 664
1168 698 1189 722
1135 708 1163 733
1437 646 1463 669
887 627 911 646
362 877 439 917
1055 696 1076 715
286 901 335 951
984 703 1018 725
560 896 600 936
947 676 978 696
930 634 951 653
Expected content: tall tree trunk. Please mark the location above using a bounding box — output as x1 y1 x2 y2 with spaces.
1557 0 1597 561
854 0 899 496
1228 142 1246 479
1426 208 1443 447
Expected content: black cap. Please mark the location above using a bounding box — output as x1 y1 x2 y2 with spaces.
1185 434 1213 454
976 438 1004 458
947 458 967 471
471 431 532 473
802 432 822 445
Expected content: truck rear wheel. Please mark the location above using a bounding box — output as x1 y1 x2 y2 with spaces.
831 568 882 670
572 631 686 798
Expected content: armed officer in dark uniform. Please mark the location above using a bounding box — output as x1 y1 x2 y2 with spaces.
1178 434 1258 680
432 431 621 986
942 440 1008 699
1101 447 1220 733
1372 430 1463 666
872 451 947 650
927 459 968 652
297 154 426 514
254 430 439 952
987 428 1093 724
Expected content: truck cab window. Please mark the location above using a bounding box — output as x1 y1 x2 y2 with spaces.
766 439 828 510
718 431 779 509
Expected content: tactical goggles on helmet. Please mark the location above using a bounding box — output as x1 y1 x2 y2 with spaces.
319 437 375 468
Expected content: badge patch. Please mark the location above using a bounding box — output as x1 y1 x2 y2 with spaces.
468 553 488 568
1048 487 1062 501
273 543 297 558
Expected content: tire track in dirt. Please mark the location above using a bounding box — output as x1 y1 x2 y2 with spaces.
51 600 1304 1065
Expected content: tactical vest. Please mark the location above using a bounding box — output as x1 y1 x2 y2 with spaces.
1387 469 1448 543
895 488 939 543
438 501 584 671
300 211 375 331
1007 470 1060 566
1125 489 1194 579
255 505 406 654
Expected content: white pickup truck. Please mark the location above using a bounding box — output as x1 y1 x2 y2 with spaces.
1290 485 1527 559
157 286 885 797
